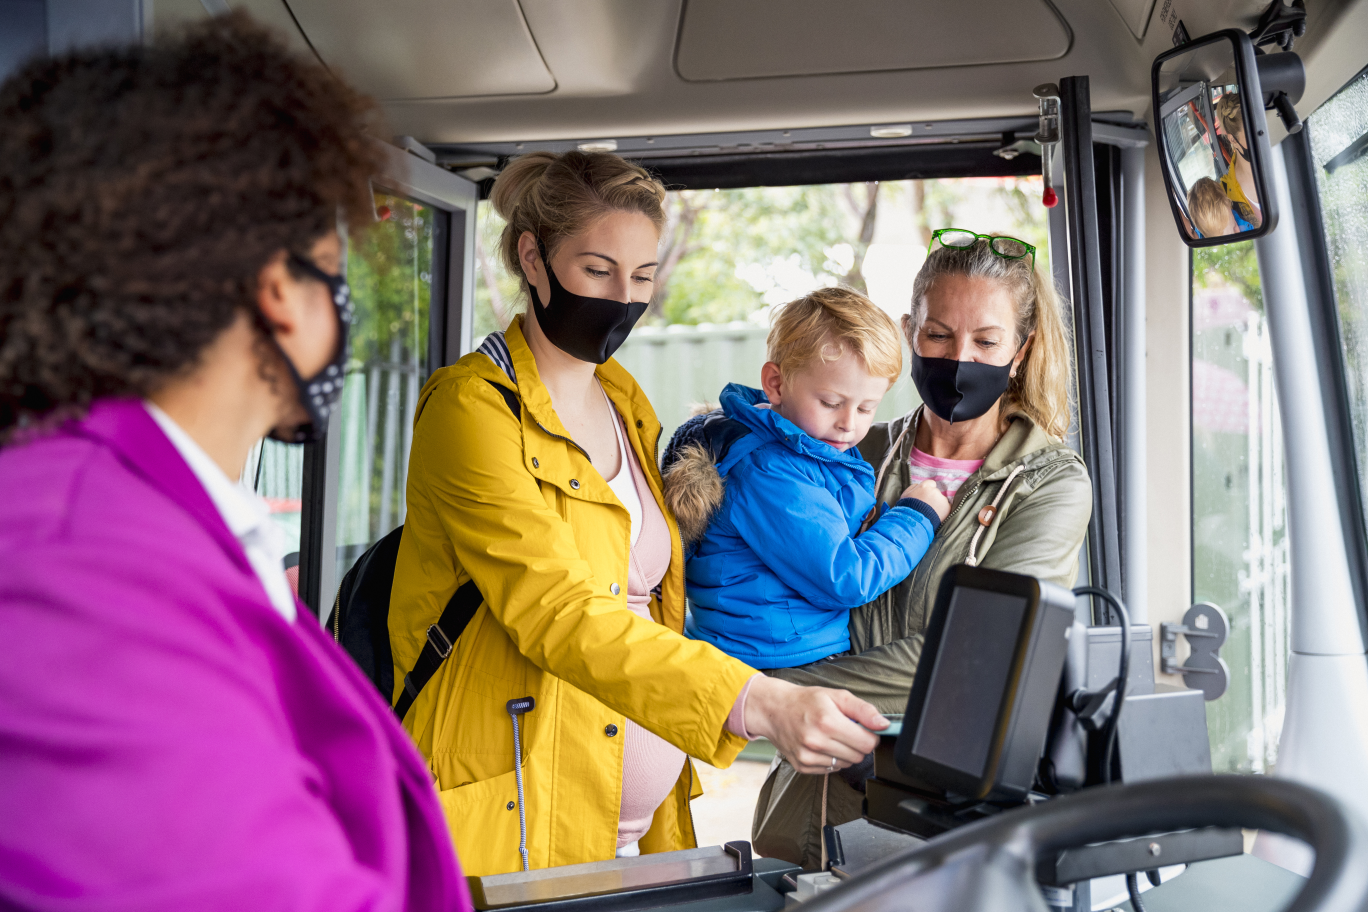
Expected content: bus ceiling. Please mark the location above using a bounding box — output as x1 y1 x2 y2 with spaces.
179 0 1368 154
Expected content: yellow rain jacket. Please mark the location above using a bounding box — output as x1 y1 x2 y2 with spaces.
389 316 755 876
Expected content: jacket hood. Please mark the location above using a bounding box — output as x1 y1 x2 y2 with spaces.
718 383 869 471
865 405 1083 519
661 401 757 550
663 384 877 548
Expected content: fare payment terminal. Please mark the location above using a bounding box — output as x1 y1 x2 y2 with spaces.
465 567 1352 912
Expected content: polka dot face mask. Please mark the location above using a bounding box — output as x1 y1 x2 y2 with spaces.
268 253 352 445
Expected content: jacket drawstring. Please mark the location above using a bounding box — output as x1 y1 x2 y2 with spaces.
965 465 1025 567
863 416 916 534
873 419 913 498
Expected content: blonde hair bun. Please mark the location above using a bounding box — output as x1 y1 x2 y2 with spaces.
488 150 668 284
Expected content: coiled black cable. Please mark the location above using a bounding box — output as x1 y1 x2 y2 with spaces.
1127 871 1149 912
1073 585 1145 911
1071 585 1130 786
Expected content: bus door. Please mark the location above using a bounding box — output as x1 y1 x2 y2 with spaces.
259 141 479 617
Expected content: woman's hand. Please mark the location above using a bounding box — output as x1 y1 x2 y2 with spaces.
742 676 887 774
901 479 951 521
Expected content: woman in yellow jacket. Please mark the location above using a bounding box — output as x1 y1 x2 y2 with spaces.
389 150 886 875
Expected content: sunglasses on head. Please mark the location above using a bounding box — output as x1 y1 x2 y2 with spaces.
928 228 1037 270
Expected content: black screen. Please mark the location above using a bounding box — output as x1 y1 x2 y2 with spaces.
912 588 1028 778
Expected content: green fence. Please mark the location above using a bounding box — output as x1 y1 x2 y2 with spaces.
609 321 923 456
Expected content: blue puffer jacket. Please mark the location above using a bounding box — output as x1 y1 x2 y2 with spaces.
663 384 939 669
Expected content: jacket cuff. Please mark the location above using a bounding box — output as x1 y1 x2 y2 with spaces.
898 497 943 533
724 673 762 741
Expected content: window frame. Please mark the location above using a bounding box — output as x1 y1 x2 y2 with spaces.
458 111 1146 620
295 142 478 618
1285 75 1368 634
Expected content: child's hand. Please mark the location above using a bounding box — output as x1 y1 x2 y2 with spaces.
901 479 951 521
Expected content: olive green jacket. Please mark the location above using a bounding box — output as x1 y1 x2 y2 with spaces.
848 407 1093 653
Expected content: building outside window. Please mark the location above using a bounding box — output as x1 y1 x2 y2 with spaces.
1191 241 1290 774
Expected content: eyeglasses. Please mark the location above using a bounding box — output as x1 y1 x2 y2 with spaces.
928 228 1036 270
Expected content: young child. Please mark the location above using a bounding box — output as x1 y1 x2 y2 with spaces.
1188 176 1252 238
662 287 950 669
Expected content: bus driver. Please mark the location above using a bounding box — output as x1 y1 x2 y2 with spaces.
0 15 473 911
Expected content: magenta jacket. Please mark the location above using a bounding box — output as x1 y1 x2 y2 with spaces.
0 399 471 911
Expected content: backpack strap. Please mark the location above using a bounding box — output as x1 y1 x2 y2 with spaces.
393 578 484 720
393 338 520 720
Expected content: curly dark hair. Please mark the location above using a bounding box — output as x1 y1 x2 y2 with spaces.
0 11 384 437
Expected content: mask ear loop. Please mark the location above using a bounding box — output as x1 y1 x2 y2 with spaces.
531 237 565 302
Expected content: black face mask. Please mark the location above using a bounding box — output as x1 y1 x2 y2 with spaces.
910 348 1015 424
269 253 352 444
529 240 647 364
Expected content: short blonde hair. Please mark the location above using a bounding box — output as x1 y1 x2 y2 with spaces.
767 287 902 382
910 240 1073 439
1188 177 1234 237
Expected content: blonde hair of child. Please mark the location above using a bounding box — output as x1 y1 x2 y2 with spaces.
767 286 903 382
1188 177 1234 237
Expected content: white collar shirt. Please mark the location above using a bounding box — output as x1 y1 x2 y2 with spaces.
145 403 298 623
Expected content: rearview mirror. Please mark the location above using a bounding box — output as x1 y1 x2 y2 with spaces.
1152 30 1277 247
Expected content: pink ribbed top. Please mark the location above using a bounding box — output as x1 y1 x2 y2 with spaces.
605 407 760 849
610 412 686 848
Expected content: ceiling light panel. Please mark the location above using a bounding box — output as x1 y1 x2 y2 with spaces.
676 0 1071 82
285 0 555 100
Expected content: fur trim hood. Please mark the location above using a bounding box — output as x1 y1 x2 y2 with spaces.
662 442 723 548
661 383 877 549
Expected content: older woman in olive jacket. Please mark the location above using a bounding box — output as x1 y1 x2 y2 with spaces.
752 236 1093 868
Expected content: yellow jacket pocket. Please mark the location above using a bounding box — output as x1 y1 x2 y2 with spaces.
438 769 528 876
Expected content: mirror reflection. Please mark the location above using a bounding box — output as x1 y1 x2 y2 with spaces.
1157 37 1262 241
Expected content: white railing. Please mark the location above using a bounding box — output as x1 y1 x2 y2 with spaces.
335 346 423 563
1239 310 1291 772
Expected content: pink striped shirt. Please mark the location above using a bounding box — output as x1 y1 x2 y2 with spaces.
908 445 985 501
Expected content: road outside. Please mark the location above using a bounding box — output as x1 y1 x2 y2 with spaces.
690 743 776 851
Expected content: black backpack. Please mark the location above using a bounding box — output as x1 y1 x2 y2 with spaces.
327 335 521 720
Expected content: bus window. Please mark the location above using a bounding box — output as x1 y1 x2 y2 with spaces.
243 437 305 565
1191 240 1290 774
333 194 437 582
475 177 1049 450
1308 69 1368 528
